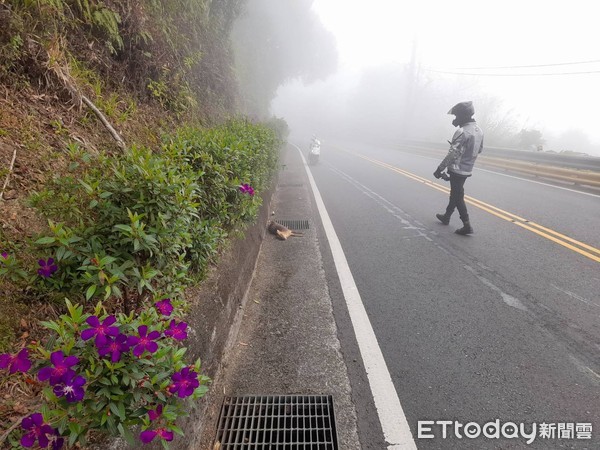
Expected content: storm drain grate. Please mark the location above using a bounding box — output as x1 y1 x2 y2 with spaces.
275 219 310 230
214 395 338 449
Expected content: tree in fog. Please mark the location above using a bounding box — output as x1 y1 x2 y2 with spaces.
232 0 337 118
471 95 520 147
518 129 545 150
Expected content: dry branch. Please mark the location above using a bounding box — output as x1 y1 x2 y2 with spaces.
0 148 17 201
43 37 126 149
0 413 26 446
82 95 125 149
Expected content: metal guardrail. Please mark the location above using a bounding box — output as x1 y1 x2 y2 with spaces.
478 157 600 188
398 140 600 188
400 139 600 172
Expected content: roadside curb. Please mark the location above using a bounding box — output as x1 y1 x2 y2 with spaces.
195 143 361 449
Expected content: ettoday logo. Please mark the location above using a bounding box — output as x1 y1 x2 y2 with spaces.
417 420 592 444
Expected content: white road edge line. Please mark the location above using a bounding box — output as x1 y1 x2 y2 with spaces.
293 144 418 450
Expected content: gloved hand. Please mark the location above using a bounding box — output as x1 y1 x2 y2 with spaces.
440 172 450 181
433 167 443 179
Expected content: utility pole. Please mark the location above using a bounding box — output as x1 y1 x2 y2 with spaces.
400 36 418 139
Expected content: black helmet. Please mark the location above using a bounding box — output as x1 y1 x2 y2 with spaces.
448 101 474 117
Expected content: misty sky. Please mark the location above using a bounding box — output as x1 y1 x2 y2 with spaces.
272 0 600 154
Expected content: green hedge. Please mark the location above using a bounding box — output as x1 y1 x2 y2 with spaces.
21 119 280 309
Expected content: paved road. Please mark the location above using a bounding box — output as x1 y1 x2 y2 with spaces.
307 141 600 449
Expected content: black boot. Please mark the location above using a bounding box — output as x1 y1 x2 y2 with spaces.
436 213 450 225
455 220 473 235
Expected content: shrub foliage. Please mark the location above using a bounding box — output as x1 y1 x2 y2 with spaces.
0 119 281 447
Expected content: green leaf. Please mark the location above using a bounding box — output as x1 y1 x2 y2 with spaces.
109 402 125 420
40 320 61 333
56 246 66 260
107 414 118 435
79 180 94 193
68 422 82 446
86 284 97 300
118 423 135 445
151 371 170 384
68 430 79 447
35 236 56 245
168 424 185 437
173 347 186 361
113 224 132 233
118 402 126 421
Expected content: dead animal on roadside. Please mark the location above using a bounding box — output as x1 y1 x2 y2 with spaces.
267 220 304 240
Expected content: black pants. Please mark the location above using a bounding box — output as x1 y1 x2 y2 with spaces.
445 173 469 222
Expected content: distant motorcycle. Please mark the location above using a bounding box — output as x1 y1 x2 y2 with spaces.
308 140 320 165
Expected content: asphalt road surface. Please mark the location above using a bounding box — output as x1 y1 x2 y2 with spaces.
306 141 600 449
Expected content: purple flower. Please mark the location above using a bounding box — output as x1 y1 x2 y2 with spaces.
1 252 7 259
49 435 65 450
53 374 86 403
0 348 32 374
127 325 161 357
147 404 163 422
154 298 173 316
97 333 130 362
239 183 255 196
81 315 119 346
20 413 58 448
164 320 188 341
38 351 79 386
140 428 174 444
37 258 58 278
168 367 200 398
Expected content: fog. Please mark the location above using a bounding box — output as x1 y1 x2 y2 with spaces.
269 0 600 156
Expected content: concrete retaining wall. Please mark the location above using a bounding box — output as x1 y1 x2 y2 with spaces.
99 173 277 450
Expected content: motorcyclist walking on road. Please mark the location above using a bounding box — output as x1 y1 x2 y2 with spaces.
434 101 484 235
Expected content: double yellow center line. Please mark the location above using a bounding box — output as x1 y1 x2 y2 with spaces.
353 152 600 264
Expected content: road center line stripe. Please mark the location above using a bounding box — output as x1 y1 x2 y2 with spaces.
293 144 417 450
349 151 600 263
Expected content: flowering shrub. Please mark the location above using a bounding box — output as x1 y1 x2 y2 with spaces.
1 119 282 446
26 120 280 306
0 299 209 448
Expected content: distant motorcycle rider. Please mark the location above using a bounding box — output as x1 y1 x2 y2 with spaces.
310 134 320 148
434 101 484 235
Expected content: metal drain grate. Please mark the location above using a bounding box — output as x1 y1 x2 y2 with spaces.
275 219 310 230
214 395 338 449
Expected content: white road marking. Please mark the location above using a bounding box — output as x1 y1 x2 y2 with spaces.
293 144 417 450
328 165 431 240
463 265 528 312
551 284 600 309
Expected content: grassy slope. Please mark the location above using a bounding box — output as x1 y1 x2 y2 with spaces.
0 0 254 433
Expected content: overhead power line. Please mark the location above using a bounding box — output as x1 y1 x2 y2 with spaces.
424 68 600 77
451 59 600 70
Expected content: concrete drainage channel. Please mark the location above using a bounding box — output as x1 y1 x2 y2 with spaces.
274 219 311 231
213 395 339 449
